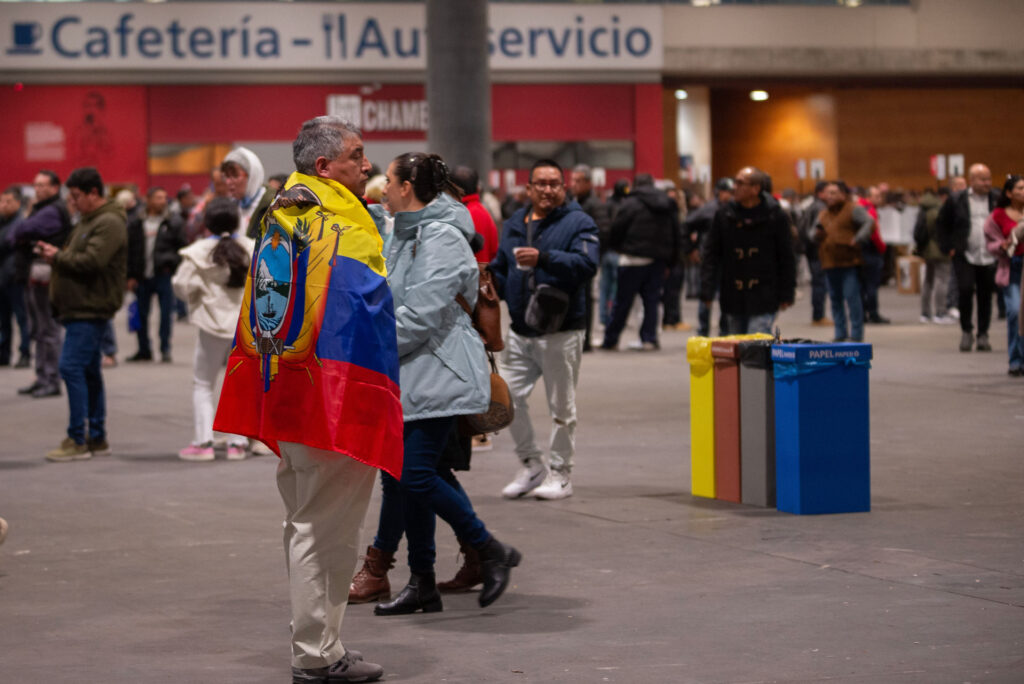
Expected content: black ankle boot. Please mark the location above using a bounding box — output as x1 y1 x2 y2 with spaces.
477 537 521 608
373 572 443 616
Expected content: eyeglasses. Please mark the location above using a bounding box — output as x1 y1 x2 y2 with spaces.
530 181 564 190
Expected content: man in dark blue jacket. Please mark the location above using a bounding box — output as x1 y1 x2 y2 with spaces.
489 159 598 501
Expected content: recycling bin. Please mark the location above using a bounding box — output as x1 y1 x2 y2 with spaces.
710 339 742 503
686 336 715 499
772 342 872 515
737 340 774 507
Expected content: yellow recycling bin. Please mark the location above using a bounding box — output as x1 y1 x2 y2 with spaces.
687 336 716 498
688 333 773 500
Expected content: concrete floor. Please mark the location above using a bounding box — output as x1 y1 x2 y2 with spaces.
1 283 1022 683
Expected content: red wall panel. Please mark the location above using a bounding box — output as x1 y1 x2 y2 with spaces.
0 85 148 190
492 84 634 140
633 83 663 176
148 84 428 143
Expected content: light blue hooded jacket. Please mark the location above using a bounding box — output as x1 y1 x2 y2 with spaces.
386 193 490 422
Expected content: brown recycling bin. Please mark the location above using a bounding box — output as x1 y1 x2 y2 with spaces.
711 339 742 503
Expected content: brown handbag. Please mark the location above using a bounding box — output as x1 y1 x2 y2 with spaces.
460 352 515 434
456 265 514 434
455 264 504 352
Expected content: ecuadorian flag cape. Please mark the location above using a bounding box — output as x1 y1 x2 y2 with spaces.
213 172 403 478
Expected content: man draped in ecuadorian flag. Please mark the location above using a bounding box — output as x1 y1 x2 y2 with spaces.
213 116 397 684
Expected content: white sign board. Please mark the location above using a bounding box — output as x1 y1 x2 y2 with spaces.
795 159 807 180
948 154 965 178
0 3 663 73
809 159 825 180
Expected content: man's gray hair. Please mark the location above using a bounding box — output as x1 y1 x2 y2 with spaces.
292 116 362 175
573 164 592 181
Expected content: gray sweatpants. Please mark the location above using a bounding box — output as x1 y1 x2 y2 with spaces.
25 283 61 390
921 260 951 318
502 329 584 475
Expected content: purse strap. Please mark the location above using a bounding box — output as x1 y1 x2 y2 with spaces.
455 292 472 317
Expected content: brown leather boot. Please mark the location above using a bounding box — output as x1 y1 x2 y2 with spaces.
348 546 395 604
437 541 483 593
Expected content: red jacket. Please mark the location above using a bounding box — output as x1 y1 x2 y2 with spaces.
857 197 887 254
462 194 499 263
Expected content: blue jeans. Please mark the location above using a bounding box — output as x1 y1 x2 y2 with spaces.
598 251 618 326
602 261 665 347
373 472 405 553
826 267 864 341
1004 257 1023 371
808 257 827 321
100 320 117 357
136 273 175 356
722 312 775 335
373 459 468 554
400 417 488 574
59 319 106 444
0 281 30 364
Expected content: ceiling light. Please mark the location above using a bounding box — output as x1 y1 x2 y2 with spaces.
674 89 688 101
750 90 769 102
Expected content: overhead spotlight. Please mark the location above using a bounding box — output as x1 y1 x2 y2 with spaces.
839 0 864 6
675 89 689 101
750 90 769 102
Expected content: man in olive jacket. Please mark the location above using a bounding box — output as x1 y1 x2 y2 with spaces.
37 167 127 462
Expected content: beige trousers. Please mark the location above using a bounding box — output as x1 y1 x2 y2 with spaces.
276 442 378 670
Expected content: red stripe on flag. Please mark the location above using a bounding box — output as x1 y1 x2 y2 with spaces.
214 357 404 479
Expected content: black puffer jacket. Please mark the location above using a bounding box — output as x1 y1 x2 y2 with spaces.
608 186 680 263
127 212 186 280
700 197 796 316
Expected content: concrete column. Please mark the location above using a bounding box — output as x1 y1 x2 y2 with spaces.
426 0 491 185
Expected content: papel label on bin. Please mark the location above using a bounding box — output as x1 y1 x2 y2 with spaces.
771 343 872 365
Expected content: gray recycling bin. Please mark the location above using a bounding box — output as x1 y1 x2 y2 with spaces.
737 340 774 507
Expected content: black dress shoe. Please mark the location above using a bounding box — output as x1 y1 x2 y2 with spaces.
126 352 153 362
477 537 521 608
374 572 442 615
31 385 61 398
15 355 31 369
18 381 42 395
866 314 891 324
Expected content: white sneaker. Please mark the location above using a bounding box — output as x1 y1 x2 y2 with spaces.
933 315 955 325
948 307 960 320
501 463 547 499
249 439 273 456
533 471 573 500
919 315 932 324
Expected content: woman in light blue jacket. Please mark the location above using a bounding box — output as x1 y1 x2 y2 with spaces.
373 153 521 616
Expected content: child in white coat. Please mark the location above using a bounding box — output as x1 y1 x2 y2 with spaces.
172 197 255 461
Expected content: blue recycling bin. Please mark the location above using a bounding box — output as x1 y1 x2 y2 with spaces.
772 342 872 515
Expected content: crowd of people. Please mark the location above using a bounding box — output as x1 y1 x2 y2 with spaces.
2 116 1023 680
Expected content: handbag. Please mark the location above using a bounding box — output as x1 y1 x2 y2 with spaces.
455 268 514 434
455 264 503 352
127 294 141 333
459 352 515 434
521 221 570 334
524 276 570 334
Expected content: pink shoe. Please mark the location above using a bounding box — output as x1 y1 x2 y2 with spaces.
179 444 215 462
226 445 248 461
